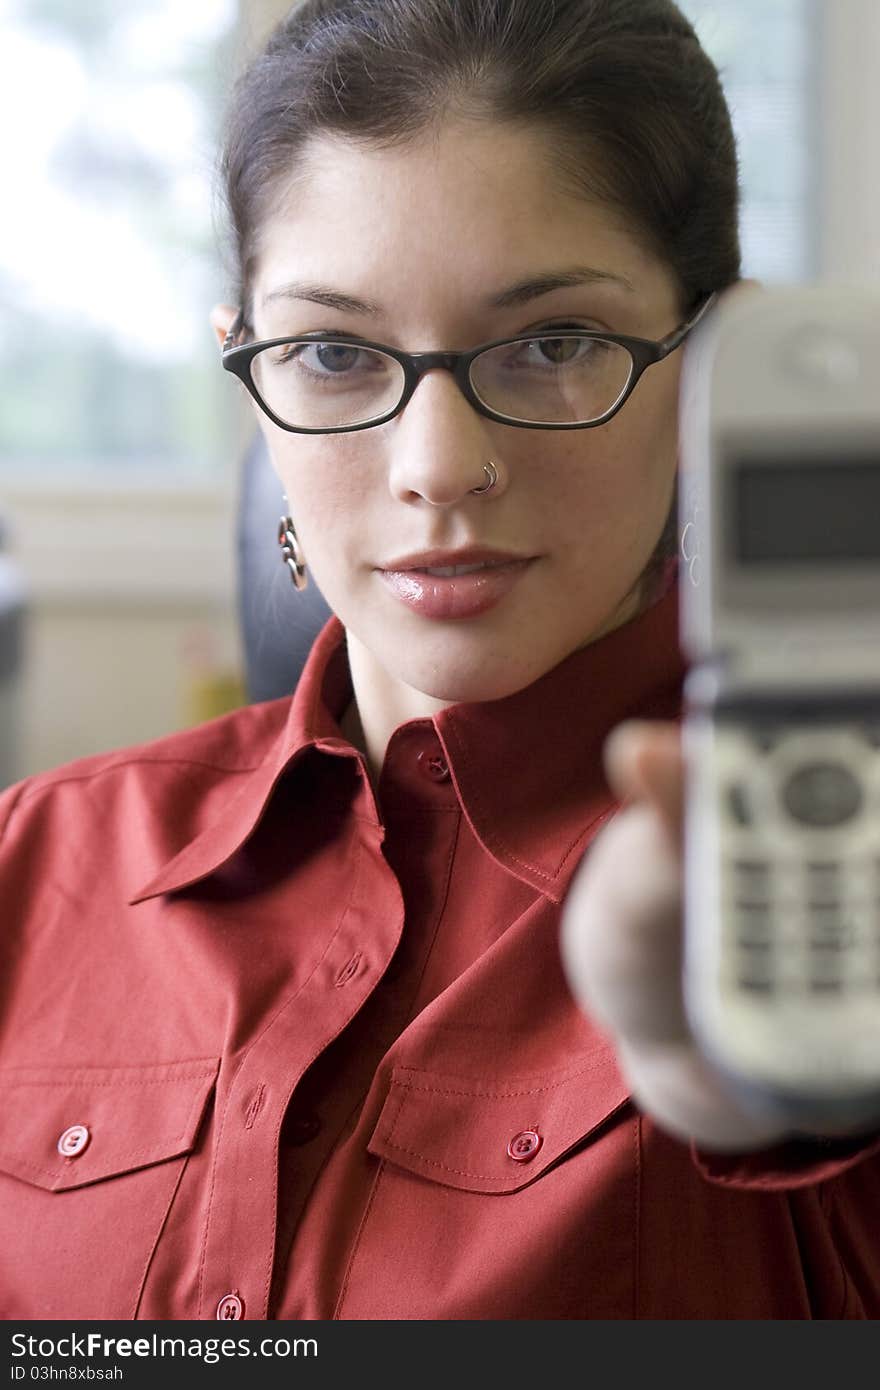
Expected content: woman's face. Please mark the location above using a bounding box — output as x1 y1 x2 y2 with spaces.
235 119 684 704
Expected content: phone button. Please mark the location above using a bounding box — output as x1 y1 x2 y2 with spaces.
735 972 775 994
725 783 753 826
781 762 863 828
807 973 845 993
732 857 771 875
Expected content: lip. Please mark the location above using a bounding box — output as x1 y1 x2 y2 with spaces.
380 546 531 571
377 547 537 621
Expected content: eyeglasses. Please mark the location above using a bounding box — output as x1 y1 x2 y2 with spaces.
221 291 717 434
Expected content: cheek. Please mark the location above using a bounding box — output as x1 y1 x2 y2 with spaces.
269 437 372 537
529 429 645 531
608 363 679 454
530 405 677 572
592 372 681 510
636 358 682 455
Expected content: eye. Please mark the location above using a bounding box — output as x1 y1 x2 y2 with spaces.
277 342 351 369
528 322 613 364
513 333 612 370
533 336 593 366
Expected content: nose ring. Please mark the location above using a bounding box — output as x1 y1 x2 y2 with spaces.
471 461 498 495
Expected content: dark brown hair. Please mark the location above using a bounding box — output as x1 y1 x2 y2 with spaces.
215 0 742 601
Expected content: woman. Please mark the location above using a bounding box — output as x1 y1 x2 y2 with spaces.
2 0 879 1321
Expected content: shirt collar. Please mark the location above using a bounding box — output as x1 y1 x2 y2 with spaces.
433 579 686 900
129 579 686 905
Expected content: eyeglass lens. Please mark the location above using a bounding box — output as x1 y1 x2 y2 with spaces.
249 335 635 429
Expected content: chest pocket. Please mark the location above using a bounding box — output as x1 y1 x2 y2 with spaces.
368 1055 630 1193
0 1057 218 1319
343 1054 636 1319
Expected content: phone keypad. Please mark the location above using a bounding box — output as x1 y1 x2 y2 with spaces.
727 865 878 990
709 722 880 1000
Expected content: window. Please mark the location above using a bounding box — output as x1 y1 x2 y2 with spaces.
0 0 820 485
0 0 240 481
678 0 819 282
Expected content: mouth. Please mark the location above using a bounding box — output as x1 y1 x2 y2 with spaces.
407 560 518 577
377 549 537 621
379 547 533 574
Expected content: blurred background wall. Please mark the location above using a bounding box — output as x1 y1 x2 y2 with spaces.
0 0 877 786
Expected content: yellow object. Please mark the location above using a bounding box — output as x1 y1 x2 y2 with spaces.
183 670 247 727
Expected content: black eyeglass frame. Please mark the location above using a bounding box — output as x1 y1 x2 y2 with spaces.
221 290 717 434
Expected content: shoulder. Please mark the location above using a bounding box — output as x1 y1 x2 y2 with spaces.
0 696 292 850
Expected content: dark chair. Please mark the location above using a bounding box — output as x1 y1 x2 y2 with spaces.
235 429 333 702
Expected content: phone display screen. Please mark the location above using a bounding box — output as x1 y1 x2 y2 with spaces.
735 459 880 563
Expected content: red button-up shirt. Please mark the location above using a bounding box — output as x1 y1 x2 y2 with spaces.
1 582 879 1320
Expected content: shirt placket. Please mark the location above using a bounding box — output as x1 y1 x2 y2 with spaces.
272 726 464 1315
196 823 403 1321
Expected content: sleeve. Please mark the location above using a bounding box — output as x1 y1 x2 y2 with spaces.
691 1129 880 1191
693 1133 880 1316
0 775 28 847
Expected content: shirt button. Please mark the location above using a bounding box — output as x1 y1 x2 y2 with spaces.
417 749 451 783
216 1293 244 1320
507 1128 542 1162
285 1113 321 1146
57 1125 90 1158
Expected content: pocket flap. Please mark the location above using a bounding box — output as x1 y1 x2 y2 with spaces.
368 1052 630 1194
0 1057 219 1192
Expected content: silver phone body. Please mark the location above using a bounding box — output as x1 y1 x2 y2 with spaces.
678 283 880 1132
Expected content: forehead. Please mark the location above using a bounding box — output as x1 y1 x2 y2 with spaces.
252 119 672 323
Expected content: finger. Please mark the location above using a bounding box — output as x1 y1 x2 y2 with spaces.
560 798 689 1047
615 1036 789 1152
603 720 684 852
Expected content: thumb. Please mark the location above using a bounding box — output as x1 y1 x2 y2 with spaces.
603 720 685 852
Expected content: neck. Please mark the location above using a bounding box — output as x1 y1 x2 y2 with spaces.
341 628 453 789
338 573 657 788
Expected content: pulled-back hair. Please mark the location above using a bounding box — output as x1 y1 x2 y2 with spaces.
215 0 742 600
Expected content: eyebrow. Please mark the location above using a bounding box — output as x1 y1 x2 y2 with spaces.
488 266 635 308
260 265 635 315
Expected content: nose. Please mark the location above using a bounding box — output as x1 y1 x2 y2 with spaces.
386 368 505 507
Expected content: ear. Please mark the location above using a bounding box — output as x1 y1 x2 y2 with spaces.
209 303 239 352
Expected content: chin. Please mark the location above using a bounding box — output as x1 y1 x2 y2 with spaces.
396 644 555 706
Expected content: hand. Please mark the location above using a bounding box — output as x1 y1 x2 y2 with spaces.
559 719 792 1152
